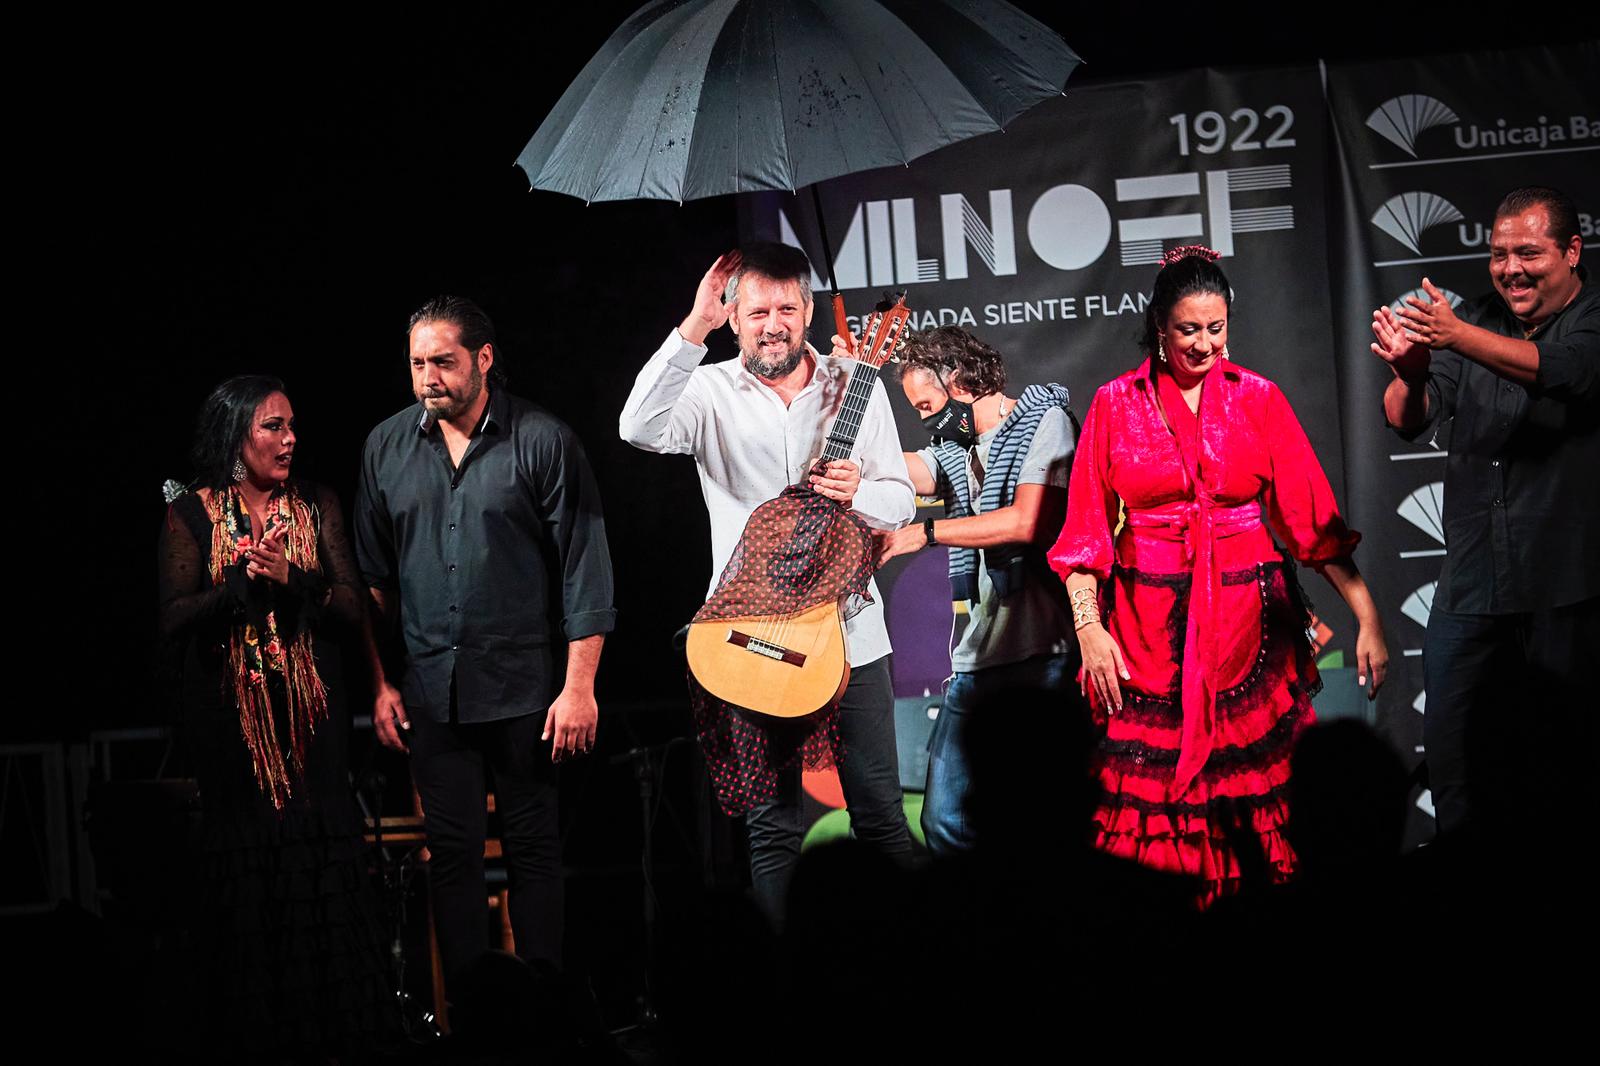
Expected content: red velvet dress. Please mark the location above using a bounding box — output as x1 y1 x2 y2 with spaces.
1049 359 1358 898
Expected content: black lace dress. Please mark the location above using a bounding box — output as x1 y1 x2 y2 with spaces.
158 481 394 1059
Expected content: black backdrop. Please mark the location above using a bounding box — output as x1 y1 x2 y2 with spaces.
12 4 1587 991
33 4 1578 744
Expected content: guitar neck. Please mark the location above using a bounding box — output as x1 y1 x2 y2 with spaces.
821 361 883 462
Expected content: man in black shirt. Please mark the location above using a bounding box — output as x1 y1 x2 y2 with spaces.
1373 186 1598 839
355 295 616 983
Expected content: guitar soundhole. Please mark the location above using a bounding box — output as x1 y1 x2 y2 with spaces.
725 629 807 668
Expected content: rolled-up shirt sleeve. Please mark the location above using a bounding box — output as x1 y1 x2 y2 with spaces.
1533 296 1600 405
1388 349 1461 444
532 425 618 641
354 427 398 591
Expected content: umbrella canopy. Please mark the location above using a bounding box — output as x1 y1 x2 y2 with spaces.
517 0 1081 203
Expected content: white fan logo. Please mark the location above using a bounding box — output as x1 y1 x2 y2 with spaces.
1365 95 1461 157
1371 192 1465 255
1397 482 1447 545
1401 581 1437 630
1390 286 1464 313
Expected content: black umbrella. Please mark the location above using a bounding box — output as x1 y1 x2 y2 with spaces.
514 0 1080 312
516 0 1080 204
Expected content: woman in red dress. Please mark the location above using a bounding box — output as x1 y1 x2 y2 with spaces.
1049 248 1389 900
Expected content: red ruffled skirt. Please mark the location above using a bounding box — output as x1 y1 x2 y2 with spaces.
1093 557 1318 902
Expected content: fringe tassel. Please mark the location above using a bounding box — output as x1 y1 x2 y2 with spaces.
206 484 328 811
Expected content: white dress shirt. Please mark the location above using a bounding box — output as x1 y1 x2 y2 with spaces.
620 328 915 666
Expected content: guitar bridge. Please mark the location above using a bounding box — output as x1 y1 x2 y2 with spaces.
726 629 807 667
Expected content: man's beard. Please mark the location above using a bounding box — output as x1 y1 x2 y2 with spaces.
418 365 485 421
741 330 806 379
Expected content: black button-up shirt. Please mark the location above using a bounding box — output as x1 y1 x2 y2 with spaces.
355 389 616 722
1394 281 1600 614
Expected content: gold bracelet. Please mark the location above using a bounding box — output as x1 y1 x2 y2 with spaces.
1070 587 1099 630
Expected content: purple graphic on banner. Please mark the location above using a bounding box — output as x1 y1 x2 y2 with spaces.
882 546 957 698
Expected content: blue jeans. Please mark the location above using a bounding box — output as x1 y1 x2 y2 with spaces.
744 657 912 924
922 651 1080 857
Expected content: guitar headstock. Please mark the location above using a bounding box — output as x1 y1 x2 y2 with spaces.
853 295 911 371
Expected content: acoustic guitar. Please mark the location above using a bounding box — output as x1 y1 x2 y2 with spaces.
685 296 911 718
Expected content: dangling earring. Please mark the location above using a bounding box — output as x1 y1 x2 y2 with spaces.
1157 337 1167 363
1221 344 1230 361
232 457 247 482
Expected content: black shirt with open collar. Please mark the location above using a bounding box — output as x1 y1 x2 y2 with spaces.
355 388 616 723
1392 280 1599 614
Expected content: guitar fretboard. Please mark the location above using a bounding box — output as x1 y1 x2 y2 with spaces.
821 362 884 462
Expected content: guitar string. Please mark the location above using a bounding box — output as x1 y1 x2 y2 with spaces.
786 317 898 653
763 313 902 658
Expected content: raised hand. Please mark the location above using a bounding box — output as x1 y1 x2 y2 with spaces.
679 250 743 345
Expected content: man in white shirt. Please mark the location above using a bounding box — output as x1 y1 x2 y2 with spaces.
620 242 916 920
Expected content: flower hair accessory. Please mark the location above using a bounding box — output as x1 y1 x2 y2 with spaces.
1162 244 1222 266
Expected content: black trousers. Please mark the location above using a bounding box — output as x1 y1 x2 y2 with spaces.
744 657 913 924
409 709 562 987
1423 595 1597 840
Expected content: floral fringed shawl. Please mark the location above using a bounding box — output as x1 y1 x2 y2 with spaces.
203 485 328 809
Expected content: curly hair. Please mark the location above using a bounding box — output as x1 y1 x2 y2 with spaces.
191 374 287 490
895 326 1007 398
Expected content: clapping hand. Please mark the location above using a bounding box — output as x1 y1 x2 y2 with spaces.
245 524 290 585
1370 304 1431 382
1393 278 1464 351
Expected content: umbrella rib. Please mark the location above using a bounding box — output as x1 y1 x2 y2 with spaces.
809 0 919 165
626 6 712 201
764 12 798 189
831 4 969 162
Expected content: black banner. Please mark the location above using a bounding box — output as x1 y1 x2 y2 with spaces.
1325 43 1600 832
737 46 1600 842
743 64 1342 481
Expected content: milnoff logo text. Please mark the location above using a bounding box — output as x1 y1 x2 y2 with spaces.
775 165 1297 292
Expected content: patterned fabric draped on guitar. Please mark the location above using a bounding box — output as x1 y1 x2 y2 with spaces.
689 484 875 815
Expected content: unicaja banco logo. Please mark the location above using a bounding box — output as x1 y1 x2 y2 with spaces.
1367 93 1595 158
1366 95 1460 158
1370 192 1464 255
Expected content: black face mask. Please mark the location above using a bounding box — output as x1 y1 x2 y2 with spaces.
922 394 977 447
